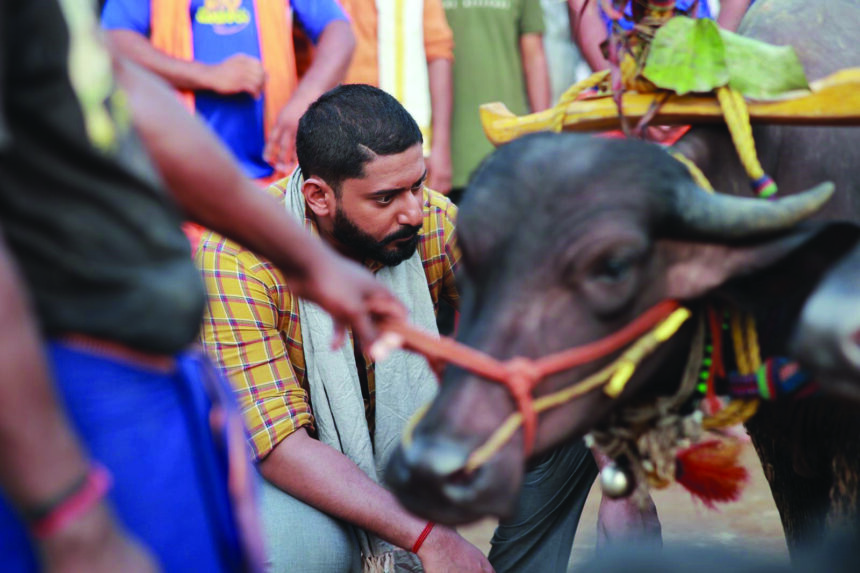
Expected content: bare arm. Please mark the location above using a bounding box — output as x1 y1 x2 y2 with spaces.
106 29 265 97
0 241 154 571
568 0 610 71
426 58 453 195
259 429 492 572
520 33 552 112
112 54 402 343
716 0 750 32
264 19 355 172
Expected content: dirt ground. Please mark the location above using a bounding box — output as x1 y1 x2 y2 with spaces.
457 442 788 571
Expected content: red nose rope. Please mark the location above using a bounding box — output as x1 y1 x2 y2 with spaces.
382 300 689 467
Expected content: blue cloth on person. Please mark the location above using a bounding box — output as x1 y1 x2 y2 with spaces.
0 342 257 572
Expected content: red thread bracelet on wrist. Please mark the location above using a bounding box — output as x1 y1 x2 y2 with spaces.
30 464 113 539
411 521 435 554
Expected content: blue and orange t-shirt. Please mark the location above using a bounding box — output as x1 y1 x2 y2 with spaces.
101 0 348 179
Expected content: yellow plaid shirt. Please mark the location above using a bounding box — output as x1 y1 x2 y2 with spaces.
197 183 459 460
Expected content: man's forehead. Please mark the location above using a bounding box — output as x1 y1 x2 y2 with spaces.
342 144 426 192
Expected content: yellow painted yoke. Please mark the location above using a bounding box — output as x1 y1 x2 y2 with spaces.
480 68 860 146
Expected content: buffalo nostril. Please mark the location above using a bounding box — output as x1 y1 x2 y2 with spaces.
403 436 471 479
446 468 479 487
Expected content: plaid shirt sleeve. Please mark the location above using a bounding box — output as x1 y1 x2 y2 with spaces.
197 234 313 461
423 189 461 311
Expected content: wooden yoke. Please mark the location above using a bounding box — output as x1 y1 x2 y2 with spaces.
481 68 860 146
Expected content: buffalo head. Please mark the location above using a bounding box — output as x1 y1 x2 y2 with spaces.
386 133 835 524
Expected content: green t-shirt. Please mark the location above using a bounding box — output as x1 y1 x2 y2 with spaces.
444 0 545 188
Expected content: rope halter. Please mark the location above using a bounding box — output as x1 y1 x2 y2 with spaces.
386 300 691 473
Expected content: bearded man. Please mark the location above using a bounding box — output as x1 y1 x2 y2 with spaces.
198 84 493 572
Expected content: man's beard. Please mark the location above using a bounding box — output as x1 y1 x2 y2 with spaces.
332 205 421 267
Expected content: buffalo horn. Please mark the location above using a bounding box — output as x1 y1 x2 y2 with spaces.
673 182 835 239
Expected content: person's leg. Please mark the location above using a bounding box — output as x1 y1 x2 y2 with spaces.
593 451 662 552
488 438 599 573
260 479 361 572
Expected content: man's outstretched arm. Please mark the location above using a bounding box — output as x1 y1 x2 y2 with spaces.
112 54 404 343
260 429 494 572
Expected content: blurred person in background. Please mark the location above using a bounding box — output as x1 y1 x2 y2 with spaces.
543 0 592 102
443 0 552 201
0 1 400 571
339 0 456 195
569 0 752 72
101 0 355 184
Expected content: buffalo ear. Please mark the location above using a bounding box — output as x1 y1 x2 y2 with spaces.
661 222 860 303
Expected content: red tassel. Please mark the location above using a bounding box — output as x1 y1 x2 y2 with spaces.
675 440 748 508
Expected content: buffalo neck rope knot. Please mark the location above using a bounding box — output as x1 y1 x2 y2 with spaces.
392 300 691 473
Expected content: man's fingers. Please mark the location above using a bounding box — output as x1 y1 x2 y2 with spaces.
330 322 347 350
275 137 296 173
351 312 380 348
368 294 407 325
369 332 405 363
249 79 264 99
264 130 283 166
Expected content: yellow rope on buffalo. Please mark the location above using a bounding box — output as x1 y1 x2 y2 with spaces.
716 86 778 198
702 309 762 431
672 144 764 431
670 152 714 192
551 70 610 133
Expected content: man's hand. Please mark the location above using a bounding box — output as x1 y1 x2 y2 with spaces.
417 525 494 573
291 251 407 348
426 145 453 195
261 17 356 175
263 99 304 174
39 504 158 573
207 54 266 98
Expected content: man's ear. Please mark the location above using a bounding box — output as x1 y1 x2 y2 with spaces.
660 223 860 302
303 177 335 217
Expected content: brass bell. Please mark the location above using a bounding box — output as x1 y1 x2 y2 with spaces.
600 462 635 499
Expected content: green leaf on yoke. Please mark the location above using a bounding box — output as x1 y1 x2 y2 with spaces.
720 31 810 100
643 17 729 95
642 16 810 100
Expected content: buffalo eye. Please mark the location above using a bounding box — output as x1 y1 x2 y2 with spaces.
580 248 646 317
593 256 634 284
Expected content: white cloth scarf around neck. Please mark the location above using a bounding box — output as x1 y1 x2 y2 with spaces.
284 169 439 572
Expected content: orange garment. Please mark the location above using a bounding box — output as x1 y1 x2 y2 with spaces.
149 0 297 141
339 0 454 86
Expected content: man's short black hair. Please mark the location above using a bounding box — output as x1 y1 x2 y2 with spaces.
296 84 423 193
